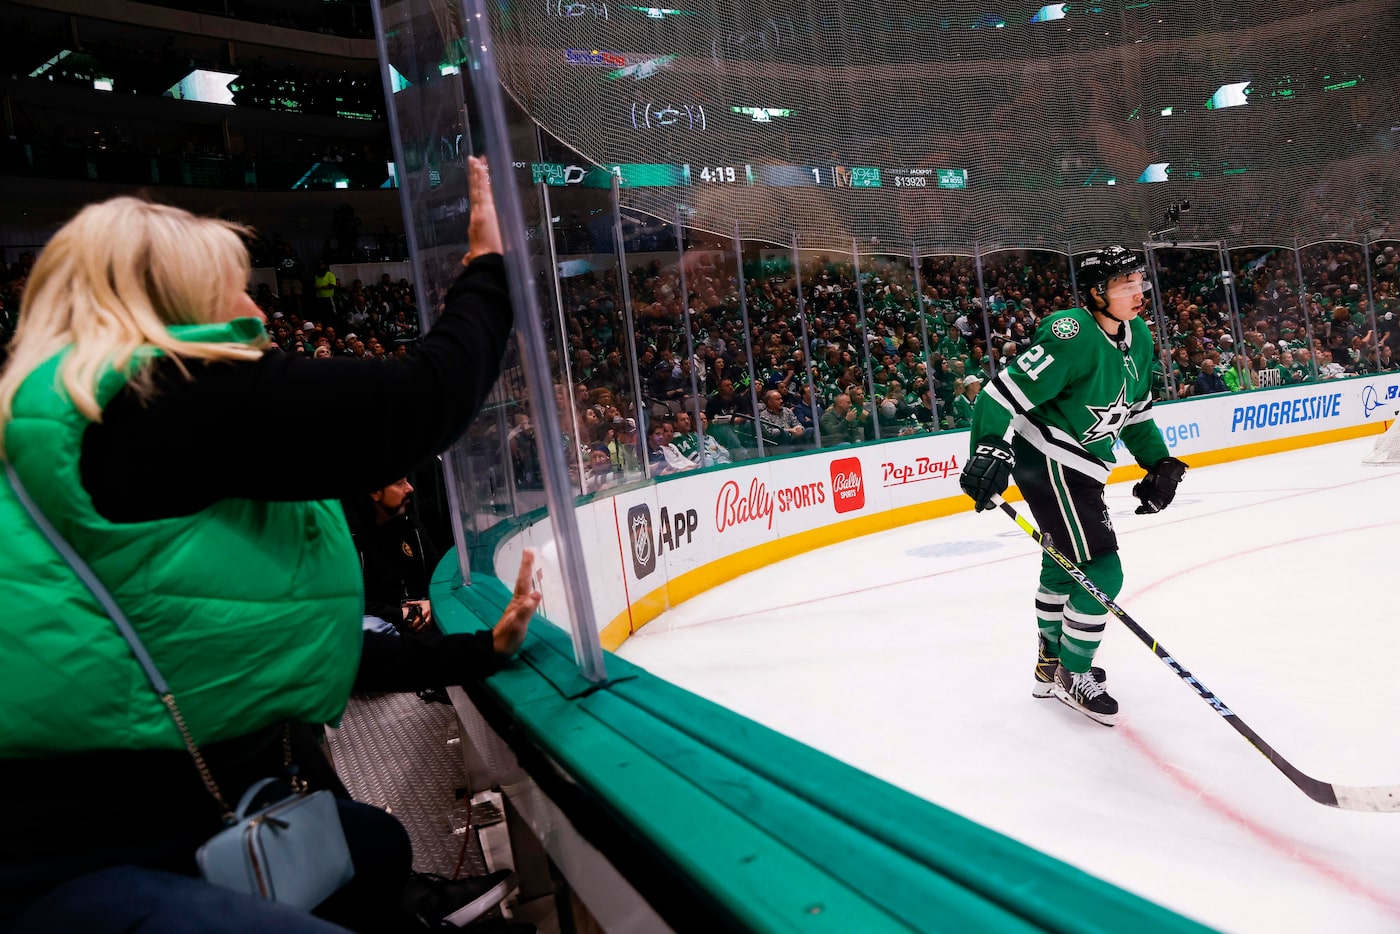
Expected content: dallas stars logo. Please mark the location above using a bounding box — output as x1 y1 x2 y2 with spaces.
1051 318 1079 340
1082 384 1131 445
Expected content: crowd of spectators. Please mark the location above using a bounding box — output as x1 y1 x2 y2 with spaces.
0 228 417 369
227 63 384 120
5 230 1397 499
1156 243 1400 396
1 125 395 193
537 233 1400 493
253 251 423 360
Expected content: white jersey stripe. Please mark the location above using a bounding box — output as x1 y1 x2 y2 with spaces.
991 372 1036 413
1051 460 1091 561
1046 460 1086 561
1011 416 1112 483
1125 407 1156 426
981 381 1022 417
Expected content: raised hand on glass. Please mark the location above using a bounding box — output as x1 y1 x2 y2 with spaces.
464 156 504 265
492 548 542 657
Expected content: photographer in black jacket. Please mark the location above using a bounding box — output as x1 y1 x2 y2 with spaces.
342 476 532 701
345 476 440 634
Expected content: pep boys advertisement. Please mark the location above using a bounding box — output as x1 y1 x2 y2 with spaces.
658 433 967 556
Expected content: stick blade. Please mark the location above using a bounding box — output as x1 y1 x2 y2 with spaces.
1332 784 1400 813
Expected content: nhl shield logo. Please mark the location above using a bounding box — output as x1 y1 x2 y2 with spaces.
627 503 656 578
1051 318 1080 340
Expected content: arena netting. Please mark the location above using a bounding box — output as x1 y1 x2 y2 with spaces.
487 0 1399 248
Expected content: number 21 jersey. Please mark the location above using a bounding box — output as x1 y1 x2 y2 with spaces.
970 307 1169 482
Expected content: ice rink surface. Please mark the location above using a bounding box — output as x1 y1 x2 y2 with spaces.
617 436 1400 933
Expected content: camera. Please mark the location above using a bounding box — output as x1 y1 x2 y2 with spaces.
1164 200 1192 223
1152 200 1194 246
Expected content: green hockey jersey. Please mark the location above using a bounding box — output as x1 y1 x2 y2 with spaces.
970 307 1169 482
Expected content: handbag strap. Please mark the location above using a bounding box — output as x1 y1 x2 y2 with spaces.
5 462 234 819
235 777 284 820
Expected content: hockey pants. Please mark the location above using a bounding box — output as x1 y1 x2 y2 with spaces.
1012 438 1124 674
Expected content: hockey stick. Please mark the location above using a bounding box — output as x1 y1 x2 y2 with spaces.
990 493 1400 813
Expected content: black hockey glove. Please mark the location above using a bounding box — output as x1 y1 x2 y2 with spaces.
1133 457 1187 515
960 438 1015 512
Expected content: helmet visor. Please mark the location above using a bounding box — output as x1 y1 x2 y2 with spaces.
1105 270 1152 304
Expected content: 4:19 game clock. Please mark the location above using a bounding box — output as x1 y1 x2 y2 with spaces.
684 164 753 185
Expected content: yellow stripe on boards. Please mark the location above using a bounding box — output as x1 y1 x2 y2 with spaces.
601 611 640 652
599 489 1008 651
598 420 1386 652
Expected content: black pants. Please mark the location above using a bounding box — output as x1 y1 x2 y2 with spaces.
1012 438 1124 669
1012 436 1117 564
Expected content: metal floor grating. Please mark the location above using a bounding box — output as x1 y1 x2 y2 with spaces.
326 692 488 878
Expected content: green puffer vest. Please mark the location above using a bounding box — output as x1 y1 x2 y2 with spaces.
0 318 363 756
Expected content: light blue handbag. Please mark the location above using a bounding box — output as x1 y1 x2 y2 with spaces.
196 775 355 909
7 464 356 910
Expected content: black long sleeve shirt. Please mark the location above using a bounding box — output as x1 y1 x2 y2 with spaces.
81 255 512 521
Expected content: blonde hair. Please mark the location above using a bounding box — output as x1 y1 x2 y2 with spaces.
0 197 266 458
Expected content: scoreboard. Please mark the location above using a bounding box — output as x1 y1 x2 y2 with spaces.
528 161 967 191
753 165 883 187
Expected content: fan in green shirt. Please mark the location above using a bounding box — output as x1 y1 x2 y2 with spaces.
1222 357 1254 392
950 376 979 428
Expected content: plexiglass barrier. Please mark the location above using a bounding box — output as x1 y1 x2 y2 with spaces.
374 1 1398 680
373 0 608 680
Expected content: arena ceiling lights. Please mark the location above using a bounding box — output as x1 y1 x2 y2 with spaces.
165 70 239 106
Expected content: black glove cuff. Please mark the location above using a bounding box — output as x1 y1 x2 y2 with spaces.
1149 456 1187 482
972 438 1015 467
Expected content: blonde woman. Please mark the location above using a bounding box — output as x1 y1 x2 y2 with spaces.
0 159 538 932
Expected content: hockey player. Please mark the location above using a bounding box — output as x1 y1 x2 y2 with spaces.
958 246 1187 725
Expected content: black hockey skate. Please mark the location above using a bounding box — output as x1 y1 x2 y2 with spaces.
1032 634 1105 699
1052 663 1118 726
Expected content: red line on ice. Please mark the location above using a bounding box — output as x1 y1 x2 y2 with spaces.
1118 723 1400 920
1118 519 1400 920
